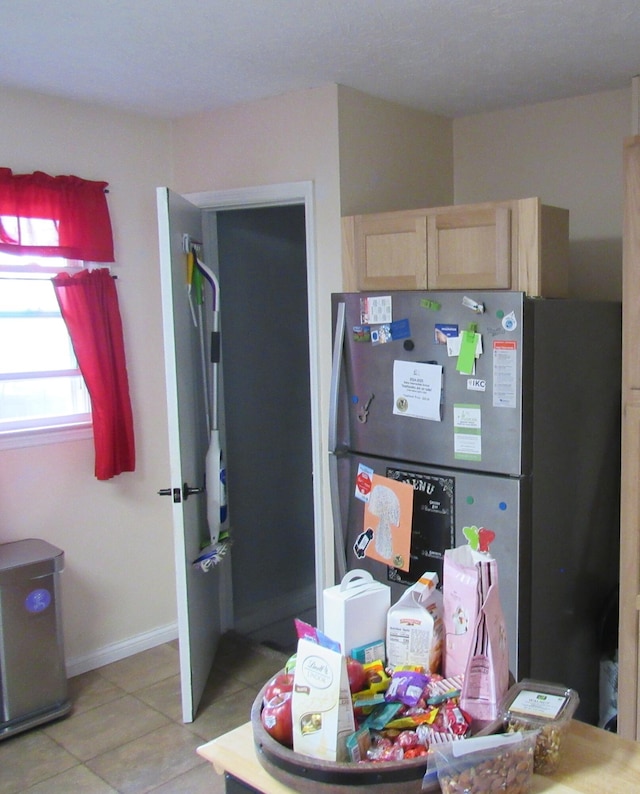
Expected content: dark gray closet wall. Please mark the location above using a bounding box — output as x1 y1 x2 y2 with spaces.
215 205 315 643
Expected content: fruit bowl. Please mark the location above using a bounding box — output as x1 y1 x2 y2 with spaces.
250 673 437 794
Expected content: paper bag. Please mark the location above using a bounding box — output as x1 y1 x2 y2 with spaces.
291 638 356 762
459 557 509 723
386 572 443 672
442 544 485 678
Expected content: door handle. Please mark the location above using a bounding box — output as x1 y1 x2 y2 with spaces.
157 483 203 502
182 482 204 501
158 487 182 503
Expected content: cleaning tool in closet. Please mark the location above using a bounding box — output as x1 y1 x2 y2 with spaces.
193 531 231 572
194 248 228 546
185 246 198 327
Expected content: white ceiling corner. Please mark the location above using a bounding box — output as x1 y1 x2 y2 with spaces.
1 0 639 119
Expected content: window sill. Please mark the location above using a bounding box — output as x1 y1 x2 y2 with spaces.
0 423 93 450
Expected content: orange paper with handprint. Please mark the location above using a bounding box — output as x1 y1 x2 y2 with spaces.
361 474 413 570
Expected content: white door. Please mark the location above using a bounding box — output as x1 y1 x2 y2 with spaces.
156 187 227 722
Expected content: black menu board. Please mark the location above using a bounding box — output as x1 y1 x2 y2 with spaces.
385 469 455 587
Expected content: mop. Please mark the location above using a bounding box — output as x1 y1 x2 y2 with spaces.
187 245 231 571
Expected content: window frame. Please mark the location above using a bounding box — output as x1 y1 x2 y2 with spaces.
0 257 93 450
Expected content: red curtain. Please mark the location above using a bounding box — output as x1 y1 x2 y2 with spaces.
52 269 135 480
0 168 114 261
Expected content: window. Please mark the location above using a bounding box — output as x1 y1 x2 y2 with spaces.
0 169 134 477
0 250 92 447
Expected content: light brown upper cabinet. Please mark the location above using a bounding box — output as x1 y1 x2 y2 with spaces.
341 197 569 297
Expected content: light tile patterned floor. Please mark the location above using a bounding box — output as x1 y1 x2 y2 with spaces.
0 633 290 794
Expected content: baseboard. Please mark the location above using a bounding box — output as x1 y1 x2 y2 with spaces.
66 584 315 677
66 621 179 678
233 584 316 635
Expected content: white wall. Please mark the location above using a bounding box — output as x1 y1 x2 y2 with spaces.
171 85 344 587
337 86 453 215
0 87 176 672
453 88 631 300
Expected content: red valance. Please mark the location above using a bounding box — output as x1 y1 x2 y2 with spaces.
0 167 114 261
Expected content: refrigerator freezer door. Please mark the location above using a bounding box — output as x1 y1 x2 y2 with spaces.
334 452 529 679
332 291 530 476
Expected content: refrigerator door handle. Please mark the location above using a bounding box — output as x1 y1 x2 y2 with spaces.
329 301 348 580
328 301 346 454
329 451 347 581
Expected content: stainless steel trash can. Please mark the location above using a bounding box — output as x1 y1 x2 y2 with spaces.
0 539 71 739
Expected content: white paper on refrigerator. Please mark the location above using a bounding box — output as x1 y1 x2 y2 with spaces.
393 360 442 421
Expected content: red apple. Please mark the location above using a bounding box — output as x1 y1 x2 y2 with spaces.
261 691 293 747
263 672 294 706
346 656 367 694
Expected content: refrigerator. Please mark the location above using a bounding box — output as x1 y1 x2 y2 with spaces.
329 290 621 725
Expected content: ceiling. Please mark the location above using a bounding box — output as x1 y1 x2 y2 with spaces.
2 0 639 120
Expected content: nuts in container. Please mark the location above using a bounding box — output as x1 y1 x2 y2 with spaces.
433 731 537 793
499 679 579 775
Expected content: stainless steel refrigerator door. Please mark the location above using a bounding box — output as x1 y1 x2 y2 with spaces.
333 452 530 679
527 297 622 725
331 291 530 476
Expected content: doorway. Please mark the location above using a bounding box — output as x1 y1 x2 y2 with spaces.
206 203 316 651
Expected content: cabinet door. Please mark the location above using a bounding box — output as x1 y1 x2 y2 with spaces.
354 212 427 290
427 206 511 289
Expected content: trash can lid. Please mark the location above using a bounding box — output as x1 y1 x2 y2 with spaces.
0 539 64 572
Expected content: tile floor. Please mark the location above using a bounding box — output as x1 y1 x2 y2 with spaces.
0 632 291 794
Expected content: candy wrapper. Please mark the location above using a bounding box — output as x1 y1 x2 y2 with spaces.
385 669 430 707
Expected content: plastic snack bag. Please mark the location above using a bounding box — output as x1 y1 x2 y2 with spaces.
433 731 537 793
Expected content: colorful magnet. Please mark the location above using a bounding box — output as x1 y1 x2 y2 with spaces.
25 588 51 613
462 296 485 313
456 328 480 374
463 525 480 550
462 525 496 553
360 295 392 325
502 311 517 331
420 299 442 311
466 378 487 392
371 324 392 344
478 527 496 553
390 318 411 340
355 462 374 502
354 528 374 558
353 325 371 342
435 323 458 344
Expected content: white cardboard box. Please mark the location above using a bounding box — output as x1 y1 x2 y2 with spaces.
322 569 390 657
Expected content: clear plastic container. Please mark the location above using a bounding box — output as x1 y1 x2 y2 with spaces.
499 679 579 775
